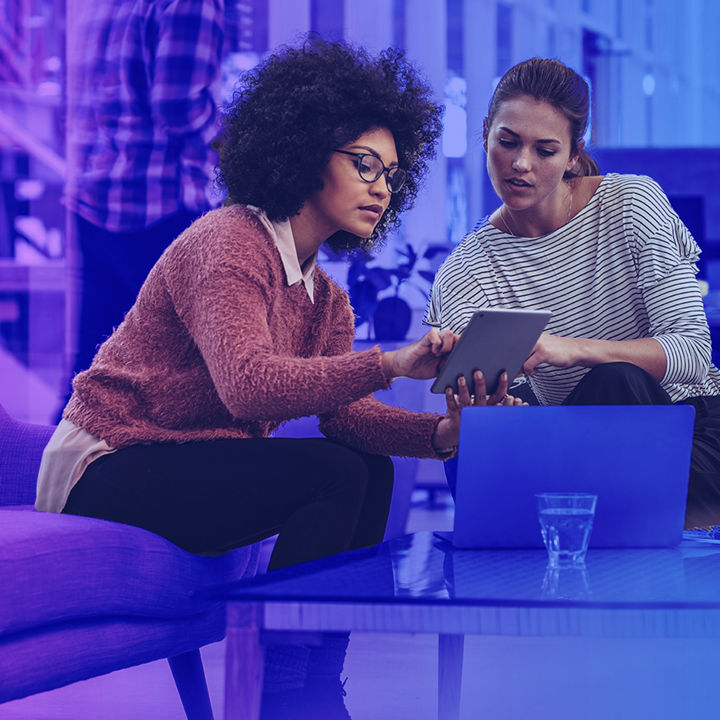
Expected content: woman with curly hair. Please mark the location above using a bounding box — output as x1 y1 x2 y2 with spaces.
37 37 517 718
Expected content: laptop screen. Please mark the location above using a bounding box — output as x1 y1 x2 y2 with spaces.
450 405 695 549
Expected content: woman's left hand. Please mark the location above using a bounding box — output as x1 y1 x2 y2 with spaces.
523 332 584 375
382 328 458 380
431 370 525 454
523 332 667 382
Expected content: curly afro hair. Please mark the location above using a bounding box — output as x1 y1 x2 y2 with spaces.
216 35 443 253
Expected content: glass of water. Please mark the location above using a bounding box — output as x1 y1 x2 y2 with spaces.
536 493 597 567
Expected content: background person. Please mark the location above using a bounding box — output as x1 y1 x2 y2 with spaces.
41 38 519 719
427 57 720 529
62 0 224 412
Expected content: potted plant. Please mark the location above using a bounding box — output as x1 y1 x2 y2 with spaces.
346 242 452 341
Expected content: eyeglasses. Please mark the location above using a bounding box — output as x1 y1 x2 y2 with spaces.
334 150 407 193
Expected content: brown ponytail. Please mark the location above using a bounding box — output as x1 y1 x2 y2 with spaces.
569 147 600 178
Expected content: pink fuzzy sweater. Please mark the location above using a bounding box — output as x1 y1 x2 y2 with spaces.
65 205 443 458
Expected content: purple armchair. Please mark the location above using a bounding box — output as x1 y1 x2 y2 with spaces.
0 404 259 719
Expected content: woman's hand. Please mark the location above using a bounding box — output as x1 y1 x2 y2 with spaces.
523 333 668 382
381 329 458 380
523 332 584 375
431 370 525 454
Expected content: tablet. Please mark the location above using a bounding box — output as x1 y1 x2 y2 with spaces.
430 308 552 394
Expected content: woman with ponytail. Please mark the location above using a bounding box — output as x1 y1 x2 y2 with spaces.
428 57 720 528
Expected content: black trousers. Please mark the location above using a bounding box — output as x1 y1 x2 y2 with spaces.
562 362 720 528
63 437 394 570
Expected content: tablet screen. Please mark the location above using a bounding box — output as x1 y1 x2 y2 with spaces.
430 308 551 394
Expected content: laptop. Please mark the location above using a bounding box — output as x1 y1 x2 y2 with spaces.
437 405 695 549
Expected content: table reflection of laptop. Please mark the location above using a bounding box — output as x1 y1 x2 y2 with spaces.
436 405 695 549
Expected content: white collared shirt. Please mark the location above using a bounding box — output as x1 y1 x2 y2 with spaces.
249 207 317 302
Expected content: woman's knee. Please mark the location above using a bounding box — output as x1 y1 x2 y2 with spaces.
565 362 670 405
361 453 394 492
313 442 372 501
586 362 649 383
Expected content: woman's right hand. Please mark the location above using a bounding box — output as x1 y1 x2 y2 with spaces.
431 370 524 453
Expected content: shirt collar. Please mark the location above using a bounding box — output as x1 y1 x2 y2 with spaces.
248 206 316 302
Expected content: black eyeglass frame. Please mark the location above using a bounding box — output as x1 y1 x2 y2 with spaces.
333 150 407 193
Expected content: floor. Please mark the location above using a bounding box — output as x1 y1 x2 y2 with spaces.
4 497 720 718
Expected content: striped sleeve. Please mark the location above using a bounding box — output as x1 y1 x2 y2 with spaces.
424 237 491 334
424 278 442 327
629 177 712 385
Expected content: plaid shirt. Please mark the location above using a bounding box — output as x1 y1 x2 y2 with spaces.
66 0 224 231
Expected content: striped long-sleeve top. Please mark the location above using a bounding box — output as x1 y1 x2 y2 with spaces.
425 173 720 405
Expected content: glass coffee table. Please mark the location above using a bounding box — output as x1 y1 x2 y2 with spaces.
215 531 720 720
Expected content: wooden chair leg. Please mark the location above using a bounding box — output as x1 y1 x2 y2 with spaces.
225 603 264 720
168 649 215 720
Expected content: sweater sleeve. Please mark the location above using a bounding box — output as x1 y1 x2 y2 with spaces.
316 294 444 459
160 210 391 422
629 177 712 385
318 396 442 458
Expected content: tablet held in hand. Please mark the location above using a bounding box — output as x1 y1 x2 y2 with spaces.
431 308 552 394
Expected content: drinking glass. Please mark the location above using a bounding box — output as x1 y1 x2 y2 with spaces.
536 492 597 567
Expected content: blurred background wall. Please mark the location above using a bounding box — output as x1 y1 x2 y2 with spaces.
1 0 719 422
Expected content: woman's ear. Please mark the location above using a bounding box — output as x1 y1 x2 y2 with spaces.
567 138 585 173
482 117 489 152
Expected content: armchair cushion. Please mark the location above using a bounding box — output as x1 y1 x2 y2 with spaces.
0 506 257 636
